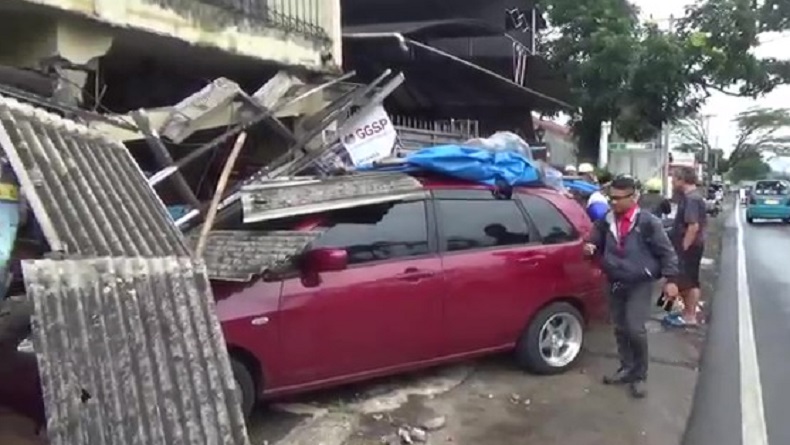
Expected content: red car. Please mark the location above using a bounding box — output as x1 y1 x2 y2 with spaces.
214 177 607 417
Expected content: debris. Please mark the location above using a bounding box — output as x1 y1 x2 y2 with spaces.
397 426 428 444
397 427 414 444
410 428 428 443
381 433 401 445
372 414 384 422
509 393 521 404
421 415 447 431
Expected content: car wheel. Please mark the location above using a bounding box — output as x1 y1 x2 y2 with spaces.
231 358 256 420
746 217 754 224
515 302 584 375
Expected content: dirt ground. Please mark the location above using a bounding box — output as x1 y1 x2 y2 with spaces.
246 211 724 445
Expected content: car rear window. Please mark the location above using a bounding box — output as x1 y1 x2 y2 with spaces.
754 181 788 195
518 194 579 244
310 199 430 265
436 199 532 252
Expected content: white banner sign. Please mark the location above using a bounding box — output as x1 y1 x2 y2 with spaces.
670 151 696 167
341 106 397 166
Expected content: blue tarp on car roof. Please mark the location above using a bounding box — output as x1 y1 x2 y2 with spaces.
360 145 543 186
563 178 599 194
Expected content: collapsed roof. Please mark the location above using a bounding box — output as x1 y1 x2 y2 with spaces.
0 95 250 445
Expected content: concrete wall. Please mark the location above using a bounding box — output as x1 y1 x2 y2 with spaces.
543 131 576 166
10 0 342 72
608 148 663 182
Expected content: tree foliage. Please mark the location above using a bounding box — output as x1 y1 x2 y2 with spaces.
728 107 790 165
674 114 714 154
672 114 729 173
541 0 790 160
729 155 771 182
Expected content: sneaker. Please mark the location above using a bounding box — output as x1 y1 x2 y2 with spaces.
662 313 687 328
603 368 634 385
630 380 647 398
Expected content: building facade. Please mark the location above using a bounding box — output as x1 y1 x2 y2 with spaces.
0 0 341 109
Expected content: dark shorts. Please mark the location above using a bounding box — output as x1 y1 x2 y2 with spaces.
678 244 704 290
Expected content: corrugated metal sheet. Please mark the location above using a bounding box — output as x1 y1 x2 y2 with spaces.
23 257 249 445
189 230 321 281
241 173 424 223
0 95 189 257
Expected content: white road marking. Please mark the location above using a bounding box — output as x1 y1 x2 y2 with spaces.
736 201 770 445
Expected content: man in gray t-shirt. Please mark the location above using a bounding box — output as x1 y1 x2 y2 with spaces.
667 167 707 326
673 189 707 248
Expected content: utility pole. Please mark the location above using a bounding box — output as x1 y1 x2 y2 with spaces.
661 122 672 197
701 114 714 184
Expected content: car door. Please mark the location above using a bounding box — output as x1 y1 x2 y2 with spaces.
434 189 554 355
517 193 593 302
277 198 445 386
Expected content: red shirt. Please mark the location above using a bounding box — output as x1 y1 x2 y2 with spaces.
616 205 639 249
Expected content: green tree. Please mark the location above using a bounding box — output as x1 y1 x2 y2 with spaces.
672 114 726 173
542 0 640 157
728 107 790 166
728 155 771 182
542 0 790 160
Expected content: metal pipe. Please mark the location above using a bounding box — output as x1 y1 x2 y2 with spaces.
343 32 409 52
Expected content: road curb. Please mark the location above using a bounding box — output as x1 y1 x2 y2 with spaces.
682 205 741 445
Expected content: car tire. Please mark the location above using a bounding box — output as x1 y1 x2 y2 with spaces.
515 302 584 375
746 216 754 224
231 358 256 420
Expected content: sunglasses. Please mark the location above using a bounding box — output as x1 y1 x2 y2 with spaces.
608 193 633 202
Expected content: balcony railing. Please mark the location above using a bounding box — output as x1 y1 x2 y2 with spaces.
174 0 331 42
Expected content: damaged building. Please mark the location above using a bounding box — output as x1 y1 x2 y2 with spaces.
0 0 355 219
0 0 341 107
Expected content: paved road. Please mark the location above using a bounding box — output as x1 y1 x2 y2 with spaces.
685 202 789 445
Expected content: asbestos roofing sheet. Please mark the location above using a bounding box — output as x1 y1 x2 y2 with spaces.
23 257 249 445
241 172 424 223
0 95 189 257
190 230 321 281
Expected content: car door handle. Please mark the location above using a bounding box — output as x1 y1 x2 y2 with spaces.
516 256 546 266
397 268 436 281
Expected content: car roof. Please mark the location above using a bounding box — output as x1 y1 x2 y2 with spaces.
414 174 567 201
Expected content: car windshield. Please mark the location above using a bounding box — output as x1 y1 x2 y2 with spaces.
754 181 789 195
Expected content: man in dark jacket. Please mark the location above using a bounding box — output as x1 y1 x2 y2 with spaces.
585 176 680 398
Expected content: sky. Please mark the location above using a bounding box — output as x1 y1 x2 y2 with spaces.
634 0 790 172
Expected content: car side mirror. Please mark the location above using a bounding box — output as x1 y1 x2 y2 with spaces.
303 248 348 273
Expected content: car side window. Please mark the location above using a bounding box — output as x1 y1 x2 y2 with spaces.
437 199 531 252
310 200 430 265
518 195 578 244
